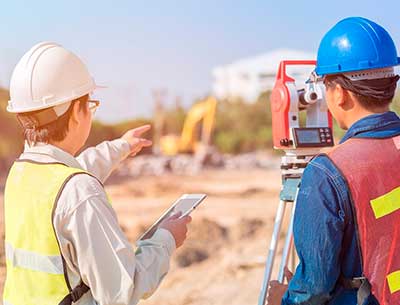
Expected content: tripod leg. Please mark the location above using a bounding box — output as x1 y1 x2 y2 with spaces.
258 200 287 305
278 192 298 283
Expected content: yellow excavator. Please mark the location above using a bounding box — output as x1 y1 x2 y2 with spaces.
160 96 217 156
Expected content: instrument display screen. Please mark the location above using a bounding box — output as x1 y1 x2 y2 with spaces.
293 127 334 147
296 129 320 144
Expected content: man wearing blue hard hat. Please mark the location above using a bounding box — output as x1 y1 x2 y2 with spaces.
268 17 400 305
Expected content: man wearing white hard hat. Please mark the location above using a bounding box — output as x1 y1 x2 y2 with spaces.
3 42 191 305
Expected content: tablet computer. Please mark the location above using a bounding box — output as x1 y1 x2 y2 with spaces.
138 194 207 241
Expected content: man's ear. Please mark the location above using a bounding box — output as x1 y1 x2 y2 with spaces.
334 83 354 110
334 83 345 107
70 101 81 126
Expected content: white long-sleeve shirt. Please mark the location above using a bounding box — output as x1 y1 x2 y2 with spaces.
18 139 176 305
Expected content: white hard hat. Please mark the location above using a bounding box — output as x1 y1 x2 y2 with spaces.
7 41 99 113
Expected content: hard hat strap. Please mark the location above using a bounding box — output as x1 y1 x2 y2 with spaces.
33 108 59 126
17 108 57 128
325 74 399 101
344 67 395 81
16 104 71 129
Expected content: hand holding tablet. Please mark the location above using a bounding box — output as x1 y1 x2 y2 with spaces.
138 194 207 243
158 212 191 248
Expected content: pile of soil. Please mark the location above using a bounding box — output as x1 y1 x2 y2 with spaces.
230 218 266 240
121 217 268 268
174 218 228 267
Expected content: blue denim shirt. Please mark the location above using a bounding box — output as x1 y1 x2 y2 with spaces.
281 111 400 305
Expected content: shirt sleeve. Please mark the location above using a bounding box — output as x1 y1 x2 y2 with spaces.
76 139 131 183
282 157 348 305
55 174 176 305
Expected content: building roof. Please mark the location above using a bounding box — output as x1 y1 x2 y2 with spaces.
212 48 316 76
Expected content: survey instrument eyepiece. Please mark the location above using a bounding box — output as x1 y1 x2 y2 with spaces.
298 89 318 107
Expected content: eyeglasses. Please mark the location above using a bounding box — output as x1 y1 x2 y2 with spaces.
88 100 100 114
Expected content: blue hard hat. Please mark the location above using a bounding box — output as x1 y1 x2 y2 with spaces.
315 17 400 76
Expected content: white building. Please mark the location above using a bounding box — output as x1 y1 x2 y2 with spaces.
212 48 316 102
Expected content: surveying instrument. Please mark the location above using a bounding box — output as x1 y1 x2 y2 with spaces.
258 60 334 305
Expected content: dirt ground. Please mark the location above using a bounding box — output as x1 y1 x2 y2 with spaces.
0 167 293 305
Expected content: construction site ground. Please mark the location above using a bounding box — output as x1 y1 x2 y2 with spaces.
0 165 293 305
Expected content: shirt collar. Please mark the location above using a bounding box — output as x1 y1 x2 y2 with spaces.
340 111 400 143
21 142 83 169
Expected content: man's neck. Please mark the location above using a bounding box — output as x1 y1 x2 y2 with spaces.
345 107 389 129
49 139 77 156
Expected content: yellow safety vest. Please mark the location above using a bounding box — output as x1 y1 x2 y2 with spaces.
3 160 92 305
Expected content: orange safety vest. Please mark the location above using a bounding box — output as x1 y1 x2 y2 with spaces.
327 135 400 305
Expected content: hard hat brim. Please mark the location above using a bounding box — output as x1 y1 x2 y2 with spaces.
7 82 105 113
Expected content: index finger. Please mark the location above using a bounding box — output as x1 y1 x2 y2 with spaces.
132 125 151 136
284 267 293 282
169 211 183 219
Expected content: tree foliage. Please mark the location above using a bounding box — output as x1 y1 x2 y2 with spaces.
214 92 272 153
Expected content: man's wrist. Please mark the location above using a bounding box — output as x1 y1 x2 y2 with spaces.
151 228 176 256
111 138 131 159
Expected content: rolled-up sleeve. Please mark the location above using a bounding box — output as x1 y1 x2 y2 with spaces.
56 174 175 305
282 158 346 305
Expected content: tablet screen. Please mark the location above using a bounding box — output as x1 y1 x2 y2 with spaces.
139 194 206 240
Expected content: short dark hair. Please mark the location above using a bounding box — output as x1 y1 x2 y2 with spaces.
17 95 89 146
353 93 392 110
324 75 397 110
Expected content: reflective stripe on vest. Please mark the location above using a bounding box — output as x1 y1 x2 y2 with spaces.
370 186 400 219
328 135 400 305
387 270 400 294
5 242 64 275
3 161 87 305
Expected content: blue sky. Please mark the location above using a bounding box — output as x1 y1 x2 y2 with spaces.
0 0 399 122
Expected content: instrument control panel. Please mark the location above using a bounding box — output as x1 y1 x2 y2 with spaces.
292 127 334 148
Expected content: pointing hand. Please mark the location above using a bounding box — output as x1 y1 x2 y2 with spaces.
121 125 153 156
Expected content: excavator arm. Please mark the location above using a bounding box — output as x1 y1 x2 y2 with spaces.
178 96 217 152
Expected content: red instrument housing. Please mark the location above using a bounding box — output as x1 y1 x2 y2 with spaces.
270 60 333 149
